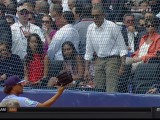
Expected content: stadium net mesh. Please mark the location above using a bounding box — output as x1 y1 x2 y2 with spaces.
0 0 160 94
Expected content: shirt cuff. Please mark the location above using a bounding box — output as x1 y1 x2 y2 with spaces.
84 54 93 61
120 50 128 57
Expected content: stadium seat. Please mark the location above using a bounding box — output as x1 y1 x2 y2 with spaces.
130 63 160 94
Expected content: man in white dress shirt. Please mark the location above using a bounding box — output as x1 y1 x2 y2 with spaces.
48 11 79 61
11 5 45 60
84 4 128 92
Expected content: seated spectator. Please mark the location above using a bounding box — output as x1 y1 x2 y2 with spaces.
11 5 45 60
125 18 160 72
1 0 16 7
5 14 15 26
41 14 57 54
132 1 150 25
144 11 155 20
22 0 35 13
0 41 24 83
121 13 139 56
139 0 151 14
28 12 36 25
49 3 63 30
34 0 47 15
137 17 146 33
149 0 160 15
136 12 160 46
24 33 49 85
62 41 84 81
5 2 18 22
71 0 83 25
47 41 84 87
72 6 82 25
48 11 79 61
0 3 12 49
34 0 49 28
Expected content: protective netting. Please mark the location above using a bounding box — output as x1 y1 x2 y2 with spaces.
0 0 160 94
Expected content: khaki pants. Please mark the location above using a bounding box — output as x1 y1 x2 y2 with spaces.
94 57 121 93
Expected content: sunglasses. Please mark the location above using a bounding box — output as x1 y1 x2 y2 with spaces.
42 20 51 24
19 10 29 16
7 22 14 25
140 24 145 27
92 14 102 19
146 24 154 28
127 20 134 23
63 48 72 51
0 49 8 53
28 18 33 21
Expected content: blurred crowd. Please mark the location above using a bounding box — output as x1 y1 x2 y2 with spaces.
0 0 160 94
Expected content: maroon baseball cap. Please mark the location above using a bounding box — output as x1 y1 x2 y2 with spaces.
4 76 26 87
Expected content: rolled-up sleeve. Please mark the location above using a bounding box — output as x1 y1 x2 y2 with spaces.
47 36 58 61
113 25 128 57
84 26 94 60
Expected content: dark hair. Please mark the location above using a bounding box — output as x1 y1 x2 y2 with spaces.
92 3 105 14
52 4 63 14
0 3 6 14
41 1 49 14
18 0 35 8
81 0 92 17
62 41 78 60
123 13 135 21
42 14 57 30
11 0 18 6
0 41 11 53
75 5 82 15
74 0 82 14
62 11 75 24
138 16 145 23
42 14 53 23
62 41 79 72
25 33 44 66
28 12 35 20
4 86 13 94
6 3 17 15
145 18 158 29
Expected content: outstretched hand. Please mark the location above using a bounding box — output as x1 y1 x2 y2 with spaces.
57 86 65 96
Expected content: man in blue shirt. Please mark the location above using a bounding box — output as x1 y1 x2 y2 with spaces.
1 75 64 107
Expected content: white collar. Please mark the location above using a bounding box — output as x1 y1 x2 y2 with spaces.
93 19 106 29
18 21 30 28
61 24 73 29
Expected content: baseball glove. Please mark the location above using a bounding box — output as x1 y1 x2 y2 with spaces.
56 71 73 86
